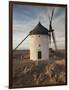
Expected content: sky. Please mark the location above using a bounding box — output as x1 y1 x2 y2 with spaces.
13 4 65 50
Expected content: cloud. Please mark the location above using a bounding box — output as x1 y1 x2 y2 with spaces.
13 4 66 50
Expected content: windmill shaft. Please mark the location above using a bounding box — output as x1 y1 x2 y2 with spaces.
14 34 29 50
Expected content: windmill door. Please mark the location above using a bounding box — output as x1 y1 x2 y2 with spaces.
38 51 42 59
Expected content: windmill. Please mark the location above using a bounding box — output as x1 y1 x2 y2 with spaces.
14 9 57 51
13 9 57 61
48 8 57 51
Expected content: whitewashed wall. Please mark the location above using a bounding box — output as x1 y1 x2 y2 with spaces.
29 34 49 61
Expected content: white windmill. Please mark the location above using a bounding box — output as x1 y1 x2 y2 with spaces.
14 9 57 62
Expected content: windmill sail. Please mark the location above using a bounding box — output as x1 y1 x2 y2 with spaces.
49 8 54 30
48 8 57 50
50 9 54 24
48 9 54 45
52 31 57 50
14 34 30 50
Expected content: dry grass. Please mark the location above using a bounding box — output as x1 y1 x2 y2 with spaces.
12 49 66 88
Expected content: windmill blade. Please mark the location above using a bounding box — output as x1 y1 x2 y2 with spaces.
14 34 30 50
49 32 51 44
52 31 57 50
48 11 50 22
49 8 54 30
50 8 54 25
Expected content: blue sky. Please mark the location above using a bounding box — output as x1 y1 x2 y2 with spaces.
13 4 65 50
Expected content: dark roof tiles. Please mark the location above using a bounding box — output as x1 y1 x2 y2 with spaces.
29 22 49 35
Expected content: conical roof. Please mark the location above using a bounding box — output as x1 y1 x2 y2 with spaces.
29 22 49 35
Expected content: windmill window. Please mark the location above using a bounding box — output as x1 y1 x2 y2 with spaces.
39 44 40 47
38 51 42 59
